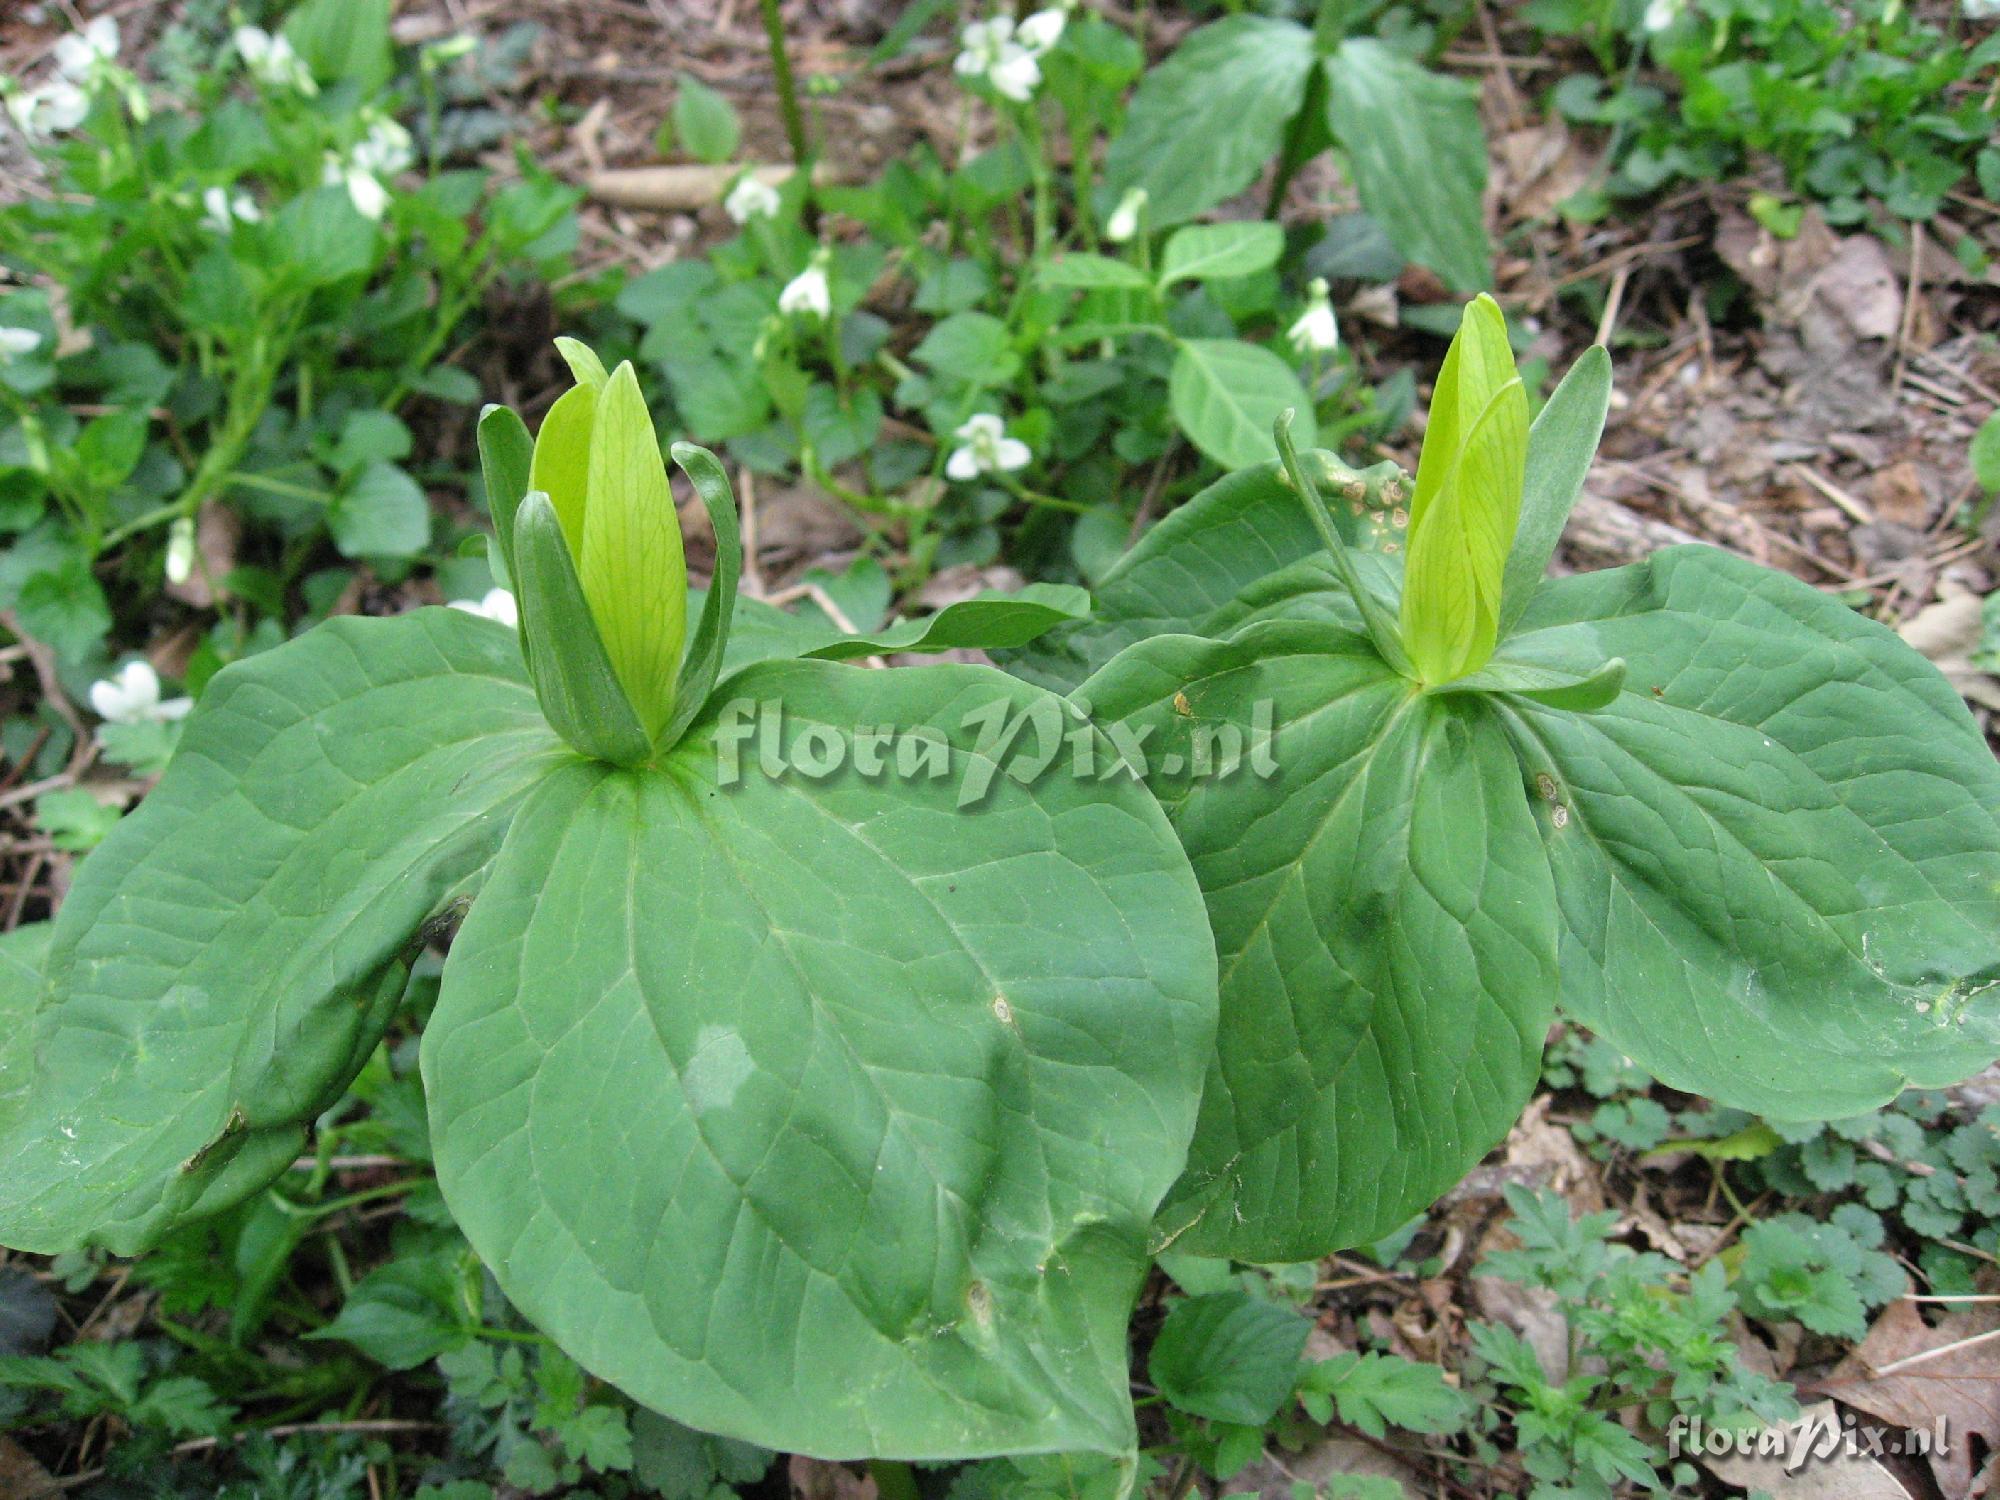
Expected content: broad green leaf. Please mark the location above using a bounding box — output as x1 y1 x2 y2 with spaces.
514 493 652 766
426 661 1218 1459
912 313 1018 387
1158 223 1285 288
673 74 741 164
1169 340 1316 470
1445 656 1627 712
1148 1292 1309 1426
1498 346 1612 637
331 463 430 559
1102 18 1317 227
580 364 688 743
530 383 597 556
1083 621 1558 1259
0 612 561 1255
1503 545 2000 1118
311 1244 475 1369
1038 255 1155 291
0 924 51 1146
283 0 393 90
1322 42 1489 291
1401 296 1526 683
998 460 1370 691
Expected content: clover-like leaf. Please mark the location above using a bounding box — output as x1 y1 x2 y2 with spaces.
425 660 1217 1459
1499 546 2000 1119
1082 621 1557 1259
0 611 562 1255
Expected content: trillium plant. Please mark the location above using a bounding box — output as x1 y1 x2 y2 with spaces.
5 309 2000 1481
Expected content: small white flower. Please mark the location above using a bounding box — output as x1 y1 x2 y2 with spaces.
1643 0 1686 30
1962 0 1998 15
421 35 478 70
200 185 260 233
353 116 415 177
1106 186 1147 244
6 80 89 138
954 16 1015 76
724 173 782 224
0 326 43 363
946 413 1032 481
327 155 391 220
234 25 318 94
165 517 195 585
1016 8 1067 52
89 660 192 727
779 251 832 319
52 16 118 82
450 587 519 629
1289 278 1340 355
987 46 1041 101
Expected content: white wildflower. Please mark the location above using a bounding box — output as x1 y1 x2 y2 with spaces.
165 517 195 585
233 25 318 94
1643 0 1686 30
946 413 1031 481
1016 8 1067 52
954 12 1058 102
6 80 89 138
1962 0 1999 16
779 250 832 319
52 16 117 82
1289 278 1340 355
1106 186 1147 243
88 660 192 727
449 587 519 629
0 326 43 362
724 173 782 224
200 185 260 233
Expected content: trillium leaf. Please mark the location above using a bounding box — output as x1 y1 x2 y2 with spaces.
1081 621 1557 1259
1102 17 1317 227
425 661 1218 1459
514 491 653 767
1500 546 2000 1118
997 461 1376 691
0 923 51 1146
581 363 688 742
0 611 562 1255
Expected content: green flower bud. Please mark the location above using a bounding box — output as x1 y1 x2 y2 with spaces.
512 341 688 755
1399 293 1528 686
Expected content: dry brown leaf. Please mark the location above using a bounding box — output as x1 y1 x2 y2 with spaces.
1897 591 2000 712
1820 1296 2000 1499
789 1456 879 1500
0 1436 59 1500
1699 1401 1912 1500
1231 1435 1427 1499
586 163 824 211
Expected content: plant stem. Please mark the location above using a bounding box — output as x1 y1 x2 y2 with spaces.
759 0 811 170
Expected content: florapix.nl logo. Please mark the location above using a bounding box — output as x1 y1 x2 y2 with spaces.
709 691 1279 808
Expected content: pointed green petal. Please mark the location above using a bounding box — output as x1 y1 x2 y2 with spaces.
530 383 597 556
580 363 688 743
554 336 611 390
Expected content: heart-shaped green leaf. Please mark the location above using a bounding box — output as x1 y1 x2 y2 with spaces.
425 661 1218 1459
0 611 562 1255
1082 621 1557 1259
1500 546 2000 1118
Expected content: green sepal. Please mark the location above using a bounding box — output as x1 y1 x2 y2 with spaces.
531 382 597 555
514 490 653 766
476 403 534 590
554 336 611 390
1441 656 1627 711
656 442 742 752
1498 345 1612 637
